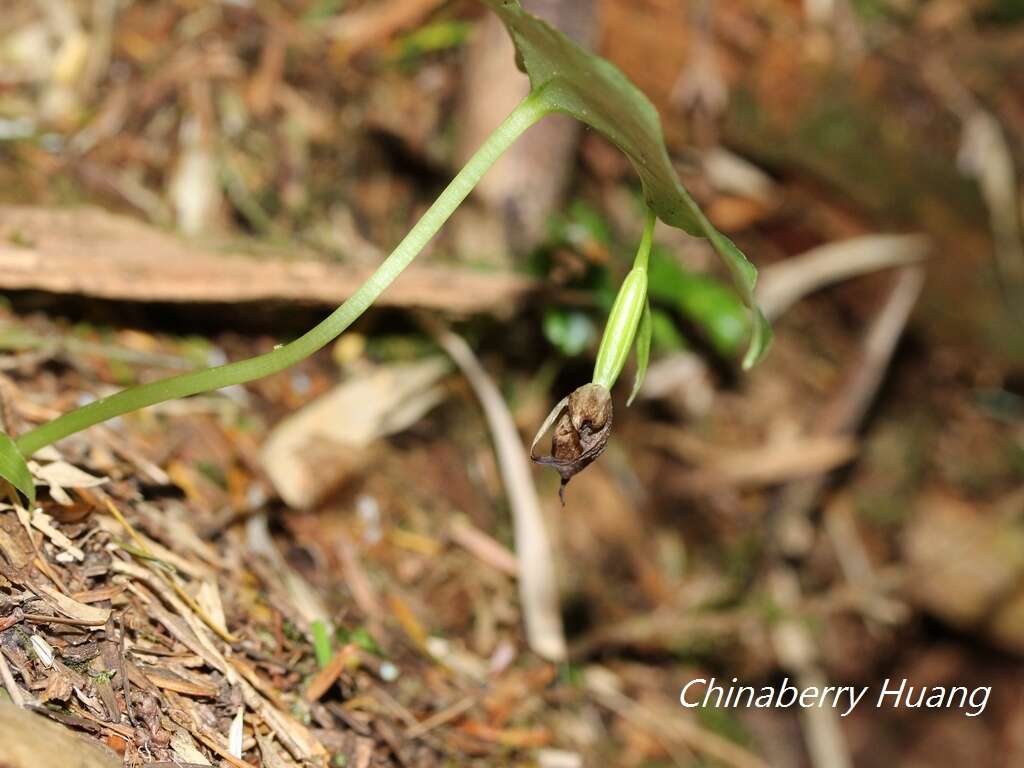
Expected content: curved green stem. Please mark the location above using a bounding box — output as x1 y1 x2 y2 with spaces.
15 93 551 456
633 208 656 272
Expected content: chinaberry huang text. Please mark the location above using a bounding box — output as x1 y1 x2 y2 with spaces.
680 677 990 718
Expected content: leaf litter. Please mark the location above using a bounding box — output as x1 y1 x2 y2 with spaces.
2 304 647 765
0 0 1023 766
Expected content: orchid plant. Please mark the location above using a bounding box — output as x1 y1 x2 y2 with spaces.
0 0 770 505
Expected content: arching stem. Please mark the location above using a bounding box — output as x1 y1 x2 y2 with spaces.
15 92 552 456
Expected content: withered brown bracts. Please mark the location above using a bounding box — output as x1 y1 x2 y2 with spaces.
530 383 613 503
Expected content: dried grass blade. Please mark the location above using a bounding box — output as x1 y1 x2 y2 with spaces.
425 318 566 661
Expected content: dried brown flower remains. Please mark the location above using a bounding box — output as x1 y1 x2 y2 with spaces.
530 383 613 503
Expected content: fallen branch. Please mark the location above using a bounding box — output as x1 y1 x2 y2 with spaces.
770 265 925 768
757 234 929 321
0 206 537 314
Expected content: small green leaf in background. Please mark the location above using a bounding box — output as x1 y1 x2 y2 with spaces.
543 308 597 357
483 0 772 367
627 300 652 406
548 199 613 253
311 619 334 668
650 308 687 353
647 247 750 359
302 0 347 24
337 625 383 655
0 431 35 506
394 20 472 64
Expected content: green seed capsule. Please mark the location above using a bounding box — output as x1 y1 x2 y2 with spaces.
592 266 649 390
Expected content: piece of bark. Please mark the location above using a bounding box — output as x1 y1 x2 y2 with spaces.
0 206 536 313
259 358 450 509
0 703 120 768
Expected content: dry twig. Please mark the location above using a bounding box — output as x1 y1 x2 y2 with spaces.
424 318 567 661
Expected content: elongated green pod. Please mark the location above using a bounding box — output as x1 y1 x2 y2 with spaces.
592 266 649 390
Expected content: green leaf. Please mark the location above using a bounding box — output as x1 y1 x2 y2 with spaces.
0 431 35 506
483 0 771 367
647 247 749 359
311 619 334 668
394 20 472 63
650 307 687 352
627 300 652 407
543 308 596 357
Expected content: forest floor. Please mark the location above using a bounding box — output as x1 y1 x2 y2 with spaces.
1 1 1023 766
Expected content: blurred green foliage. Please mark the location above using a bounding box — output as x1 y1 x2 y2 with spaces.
543 309 596 357
540 200 751 365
